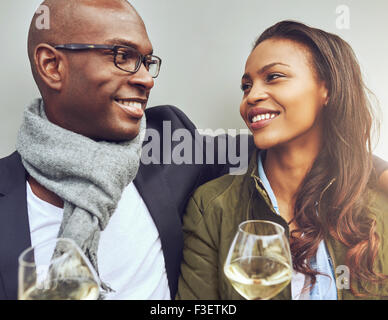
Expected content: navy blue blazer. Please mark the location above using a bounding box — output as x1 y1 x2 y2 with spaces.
0 105 251 300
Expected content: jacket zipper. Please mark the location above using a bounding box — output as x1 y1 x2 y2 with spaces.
251 174 278 216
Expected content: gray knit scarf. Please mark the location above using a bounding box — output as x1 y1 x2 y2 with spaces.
16 98 146 296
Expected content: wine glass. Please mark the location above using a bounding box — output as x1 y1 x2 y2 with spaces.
18 238 100 300
224 220 292 300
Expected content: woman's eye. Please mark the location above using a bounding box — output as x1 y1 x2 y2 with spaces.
240 83 251 92
266 73 284 82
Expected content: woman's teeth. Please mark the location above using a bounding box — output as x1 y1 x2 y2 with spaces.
252 113 277 123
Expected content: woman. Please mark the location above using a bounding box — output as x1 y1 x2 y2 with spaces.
176 20 388 300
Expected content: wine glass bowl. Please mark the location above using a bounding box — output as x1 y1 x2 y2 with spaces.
224 220 292 300
18 238 100 300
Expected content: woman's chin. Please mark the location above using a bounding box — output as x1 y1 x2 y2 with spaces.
253 135 278 150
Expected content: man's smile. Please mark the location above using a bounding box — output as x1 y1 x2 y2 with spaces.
114 98 146 119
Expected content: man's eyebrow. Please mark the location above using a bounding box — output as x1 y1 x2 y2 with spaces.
104 38 153 55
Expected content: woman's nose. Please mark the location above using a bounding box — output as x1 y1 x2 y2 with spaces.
246 83 269 105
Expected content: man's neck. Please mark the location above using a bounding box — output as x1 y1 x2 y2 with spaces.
27 175 64 208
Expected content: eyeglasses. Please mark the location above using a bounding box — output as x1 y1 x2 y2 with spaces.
54 43 162 78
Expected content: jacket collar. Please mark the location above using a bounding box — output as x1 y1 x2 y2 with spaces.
0 152 31 299
0 152 23 196
248 151 279 214
240 149 290 236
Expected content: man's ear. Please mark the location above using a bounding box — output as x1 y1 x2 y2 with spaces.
34 44 66 91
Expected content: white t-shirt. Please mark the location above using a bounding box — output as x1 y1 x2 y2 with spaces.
26 181 171 300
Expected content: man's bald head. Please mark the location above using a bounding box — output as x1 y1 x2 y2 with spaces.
27 0 143 81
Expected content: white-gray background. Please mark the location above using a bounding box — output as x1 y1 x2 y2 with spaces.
1 0 387 160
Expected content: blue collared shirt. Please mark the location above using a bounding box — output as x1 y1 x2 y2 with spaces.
257 151 337 300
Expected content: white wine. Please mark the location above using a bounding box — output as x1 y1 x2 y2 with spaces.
20 278 99 300
224 256 291 300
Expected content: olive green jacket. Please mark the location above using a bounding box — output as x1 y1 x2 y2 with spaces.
176 151 388 300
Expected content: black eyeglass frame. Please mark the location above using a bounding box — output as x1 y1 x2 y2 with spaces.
54 43 162 78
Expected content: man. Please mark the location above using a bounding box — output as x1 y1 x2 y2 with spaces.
0 0 245 300
0 0 387 300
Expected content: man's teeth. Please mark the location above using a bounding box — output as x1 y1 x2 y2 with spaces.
117 100 142 109
252 113 277 123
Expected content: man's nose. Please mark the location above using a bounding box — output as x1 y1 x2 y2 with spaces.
128 63 154 90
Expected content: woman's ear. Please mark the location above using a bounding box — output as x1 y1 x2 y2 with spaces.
323 83 329 106
320 83 329 107
34 43 66 91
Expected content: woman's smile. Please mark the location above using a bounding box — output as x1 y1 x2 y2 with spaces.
248 107 281 130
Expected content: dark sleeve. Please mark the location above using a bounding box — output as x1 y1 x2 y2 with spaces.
170 106 255 185
144 105 256 195
373 155 388 178
150 105 256 186
194 133 255 188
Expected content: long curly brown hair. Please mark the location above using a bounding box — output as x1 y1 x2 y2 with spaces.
254 20 385 296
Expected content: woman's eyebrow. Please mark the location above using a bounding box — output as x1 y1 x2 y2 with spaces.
241 74 251 81
258 62 290 74
242 62 290 80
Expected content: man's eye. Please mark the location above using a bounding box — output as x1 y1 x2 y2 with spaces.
116 50 137 62
117 52 129 60
265 73 284 82
144 59 156 68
